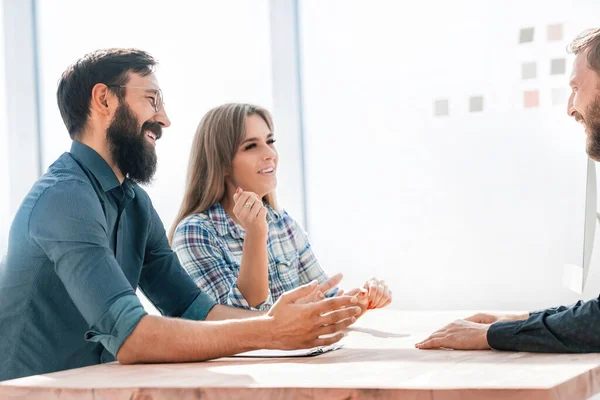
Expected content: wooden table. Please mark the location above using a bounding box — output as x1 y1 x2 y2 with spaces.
2 310 600 399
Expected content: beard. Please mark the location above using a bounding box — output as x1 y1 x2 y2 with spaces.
583 94 600 161
106 102 162 185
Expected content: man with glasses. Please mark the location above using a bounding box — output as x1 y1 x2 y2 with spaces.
0 48 363 381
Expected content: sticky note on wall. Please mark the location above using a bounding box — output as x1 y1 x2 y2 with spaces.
519 27 535 43
524 90 539 108
434 99 449 116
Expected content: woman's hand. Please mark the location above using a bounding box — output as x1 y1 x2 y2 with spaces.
339 287 369 317
363 277 392 309
232 188 268 236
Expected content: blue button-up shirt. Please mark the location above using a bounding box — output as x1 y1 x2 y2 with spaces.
0 141 216 381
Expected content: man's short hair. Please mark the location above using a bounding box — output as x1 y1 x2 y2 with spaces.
57 48 156 139
569 28 600 74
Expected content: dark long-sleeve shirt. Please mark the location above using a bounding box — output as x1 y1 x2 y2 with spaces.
487 298 600 353
0 141 216 381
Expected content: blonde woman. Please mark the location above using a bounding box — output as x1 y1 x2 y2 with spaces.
170 103 392 311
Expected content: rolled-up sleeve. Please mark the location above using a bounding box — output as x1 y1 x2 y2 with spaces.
487 298 600 353
173 218 271 311
139 205 216 320
30 180 147 357
83 295 146 356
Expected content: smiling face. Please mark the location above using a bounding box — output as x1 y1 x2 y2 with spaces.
106 72 171 184
228 114 278 197
568 50 600 161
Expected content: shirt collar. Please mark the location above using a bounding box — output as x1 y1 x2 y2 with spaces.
208 202 282 239
208 203 242 238
69 140 122 193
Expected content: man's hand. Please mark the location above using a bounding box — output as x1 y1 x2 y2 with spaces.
266 281 362 349
464 312 529 324
296 273 368 316
295 273 344 304
415 319 491 350
363 277 392 309
339 287 369 317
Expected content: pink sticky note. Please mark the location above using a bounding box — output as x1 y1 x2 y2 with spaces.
524 90 539 108
548 24 563 41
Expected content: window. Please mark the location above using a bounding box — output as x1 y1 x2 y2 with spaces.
0 4 10 254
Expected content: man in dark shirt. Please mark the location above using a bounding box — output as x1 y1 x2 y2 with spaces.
0 48 362 381
416 28 600 353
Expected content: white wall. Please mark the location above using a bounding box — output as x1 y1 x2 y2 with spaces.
299 0 600 310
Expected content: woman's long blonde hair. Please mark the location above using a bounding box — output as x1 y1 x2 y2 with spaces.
169 103 277 243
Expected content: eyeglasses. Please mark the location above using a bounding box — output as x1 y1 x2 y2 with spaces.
108 85 164 112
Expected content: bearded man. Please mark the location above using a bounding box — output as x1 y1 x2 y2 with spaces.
0 48 362 381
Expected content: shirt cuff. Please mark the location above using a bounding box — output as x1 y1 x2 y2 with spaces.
84 294 147 357
227 285 273 311
487 319 528 351
180 291 217 321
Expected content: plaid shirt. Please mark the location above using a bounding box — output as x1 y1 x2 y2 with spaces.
173 202 331 311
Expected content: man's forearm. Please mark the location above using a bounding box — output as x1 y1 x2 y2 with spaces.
117 314 270 364
488 299 600 353
498 312 529 322
206 304 265 320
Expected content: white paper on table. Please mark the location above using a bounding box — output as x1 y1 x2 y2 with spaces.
233 343 343 358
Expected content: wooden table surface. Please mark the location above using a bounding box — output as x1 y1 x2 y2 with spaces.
2 310 600 400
